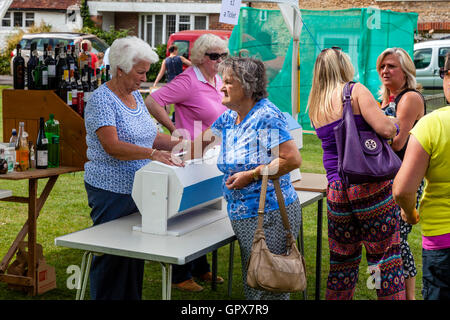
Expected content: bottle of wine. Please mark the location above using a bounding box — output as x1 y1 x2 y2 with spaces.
45 45 57 90
82 65 91 106
96 68 101 88
70 69 78 112
79 42 91 71
76 71 84 117
67 44 77 77
27 42 39 90
56 45 68 91
90 65 97 91
29 141 36 169
13 44 25 89
36 117 48 169
33 57 43 90
105 65 110 82
59 69 71 105
101 68 106 84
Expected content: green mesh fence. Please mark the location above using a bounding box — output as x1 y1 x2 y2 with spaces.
228 7 418 131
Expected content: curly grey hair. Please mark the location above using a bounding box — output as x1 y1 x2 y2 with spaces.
109 36 159 77
218 57 268 102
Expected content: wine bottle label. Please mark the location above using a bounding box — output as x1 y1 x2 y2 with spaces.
67 92 72 105
42 71 48 85
37 150 48 166
48 65 56 76
42 138 48 144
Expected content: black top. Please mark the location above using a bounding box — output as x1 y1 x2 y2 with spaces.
165 56 183 82
381 88 427 160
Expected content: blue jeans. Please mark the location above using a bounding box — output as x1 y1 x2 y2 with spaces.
85 182 144 300
422 247 450 300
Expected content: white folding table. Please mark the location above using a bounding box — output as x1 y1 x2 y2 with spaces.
55 191 323 300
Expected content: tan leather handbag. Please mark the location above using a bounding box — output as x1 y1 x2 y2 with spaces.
246 171 307 293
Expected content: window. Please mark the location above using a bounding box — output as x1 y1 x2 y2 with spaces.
194 16 207 30
2 11 35 28
13 12 22 27
438 47 450 68
25 13 34 27
140 14 209 47
2 12 11 27
173 40 190 58
166 15 176 41
414 49 432 69
179 15 190 31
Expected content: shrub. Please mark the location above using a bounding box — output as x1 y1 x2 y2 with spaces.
81 25 130 46
147 43 167 82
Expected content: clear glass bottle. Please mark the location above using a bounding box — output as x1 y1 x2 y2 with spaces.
16 122 29 171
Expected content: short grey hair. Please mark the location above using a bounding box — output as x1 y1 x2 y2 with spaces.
109 36 159 77
219 57 268 102
190 33 229 66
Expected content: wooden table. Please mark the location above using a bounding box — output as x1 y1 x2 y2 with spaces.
293 172 328 300
0 166 82 295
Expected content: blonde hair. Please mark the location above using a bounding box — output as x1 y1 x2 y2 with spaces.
376 47 420 102
190 33 228 66
307 48 354 126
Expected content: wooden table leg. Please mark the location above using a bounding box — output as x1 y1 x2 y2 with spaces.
315 198 324 300
0 175 59 295
27 178 37 296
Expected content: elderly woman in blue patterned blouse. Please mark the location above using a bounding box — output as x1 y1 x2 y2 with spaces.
84 36 183 300
188 57 302 300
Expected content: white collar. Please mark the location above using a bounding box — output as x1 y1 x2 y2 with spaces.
193 66 218 88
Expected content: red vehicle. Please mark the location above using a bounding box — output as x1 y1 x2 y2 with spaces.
166 29 232 61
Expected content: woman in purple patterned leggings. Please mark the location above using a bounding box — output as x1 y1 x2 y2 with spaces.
307 48 405 300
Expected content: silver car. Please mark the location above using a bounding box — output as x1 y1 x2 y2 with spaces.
10 32 109 74
414 39 450 89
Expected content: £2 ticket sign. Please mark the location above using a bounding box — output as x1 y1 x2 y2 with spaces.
219 0 242 25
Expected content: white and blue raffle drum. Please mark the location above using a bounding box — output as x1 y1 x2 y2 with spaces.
131 113 302 236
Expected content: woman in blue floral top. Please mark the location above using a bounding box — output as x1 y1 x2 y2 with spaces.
188 57 302 299
84 36 183 300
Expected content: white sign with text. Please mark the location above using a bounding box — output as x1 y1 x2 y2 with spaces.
219 0 242 25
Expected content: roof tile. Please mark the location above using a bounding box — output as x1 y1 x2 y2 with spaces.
10 0 80 10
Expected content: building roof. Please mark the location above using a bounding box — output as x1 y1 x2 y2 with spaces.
9 0 80 10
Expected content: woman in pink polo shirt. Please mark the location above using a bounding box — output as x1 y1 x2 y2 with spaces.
146 33 228 140
145 33 228 292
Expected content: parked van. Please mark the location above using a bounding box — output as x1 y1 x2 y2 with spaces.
166 30 232 60
414 39 450 89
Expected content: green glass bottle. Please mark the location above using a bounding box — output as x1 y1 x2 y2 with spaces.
44 114 60 168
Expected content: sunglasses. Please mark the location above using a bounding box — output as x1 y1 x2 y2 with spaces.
440 68 450 79
205 52 228 61
321 46 342 53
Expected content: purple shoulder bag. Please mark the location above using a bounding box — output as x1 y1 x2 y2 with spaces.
333 82 402 185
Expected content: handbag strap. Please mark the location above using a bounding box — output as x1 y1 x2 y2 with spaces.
257 167 292 232
342 81 356 114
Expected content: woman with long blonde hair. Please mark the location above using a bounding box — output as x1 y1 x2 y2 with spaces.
307 48 405 300
376 47 426 300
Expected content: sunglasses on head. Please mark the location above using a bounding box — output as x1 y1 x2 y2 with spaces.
321 46 343 53
205 52 228 61
440 68 450 79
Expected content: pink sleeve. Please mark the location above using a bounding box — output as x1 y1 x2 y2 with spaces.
151 73 191 106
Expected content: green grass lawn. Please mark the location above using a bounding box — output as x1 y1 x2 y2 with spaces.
0 86 424 300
